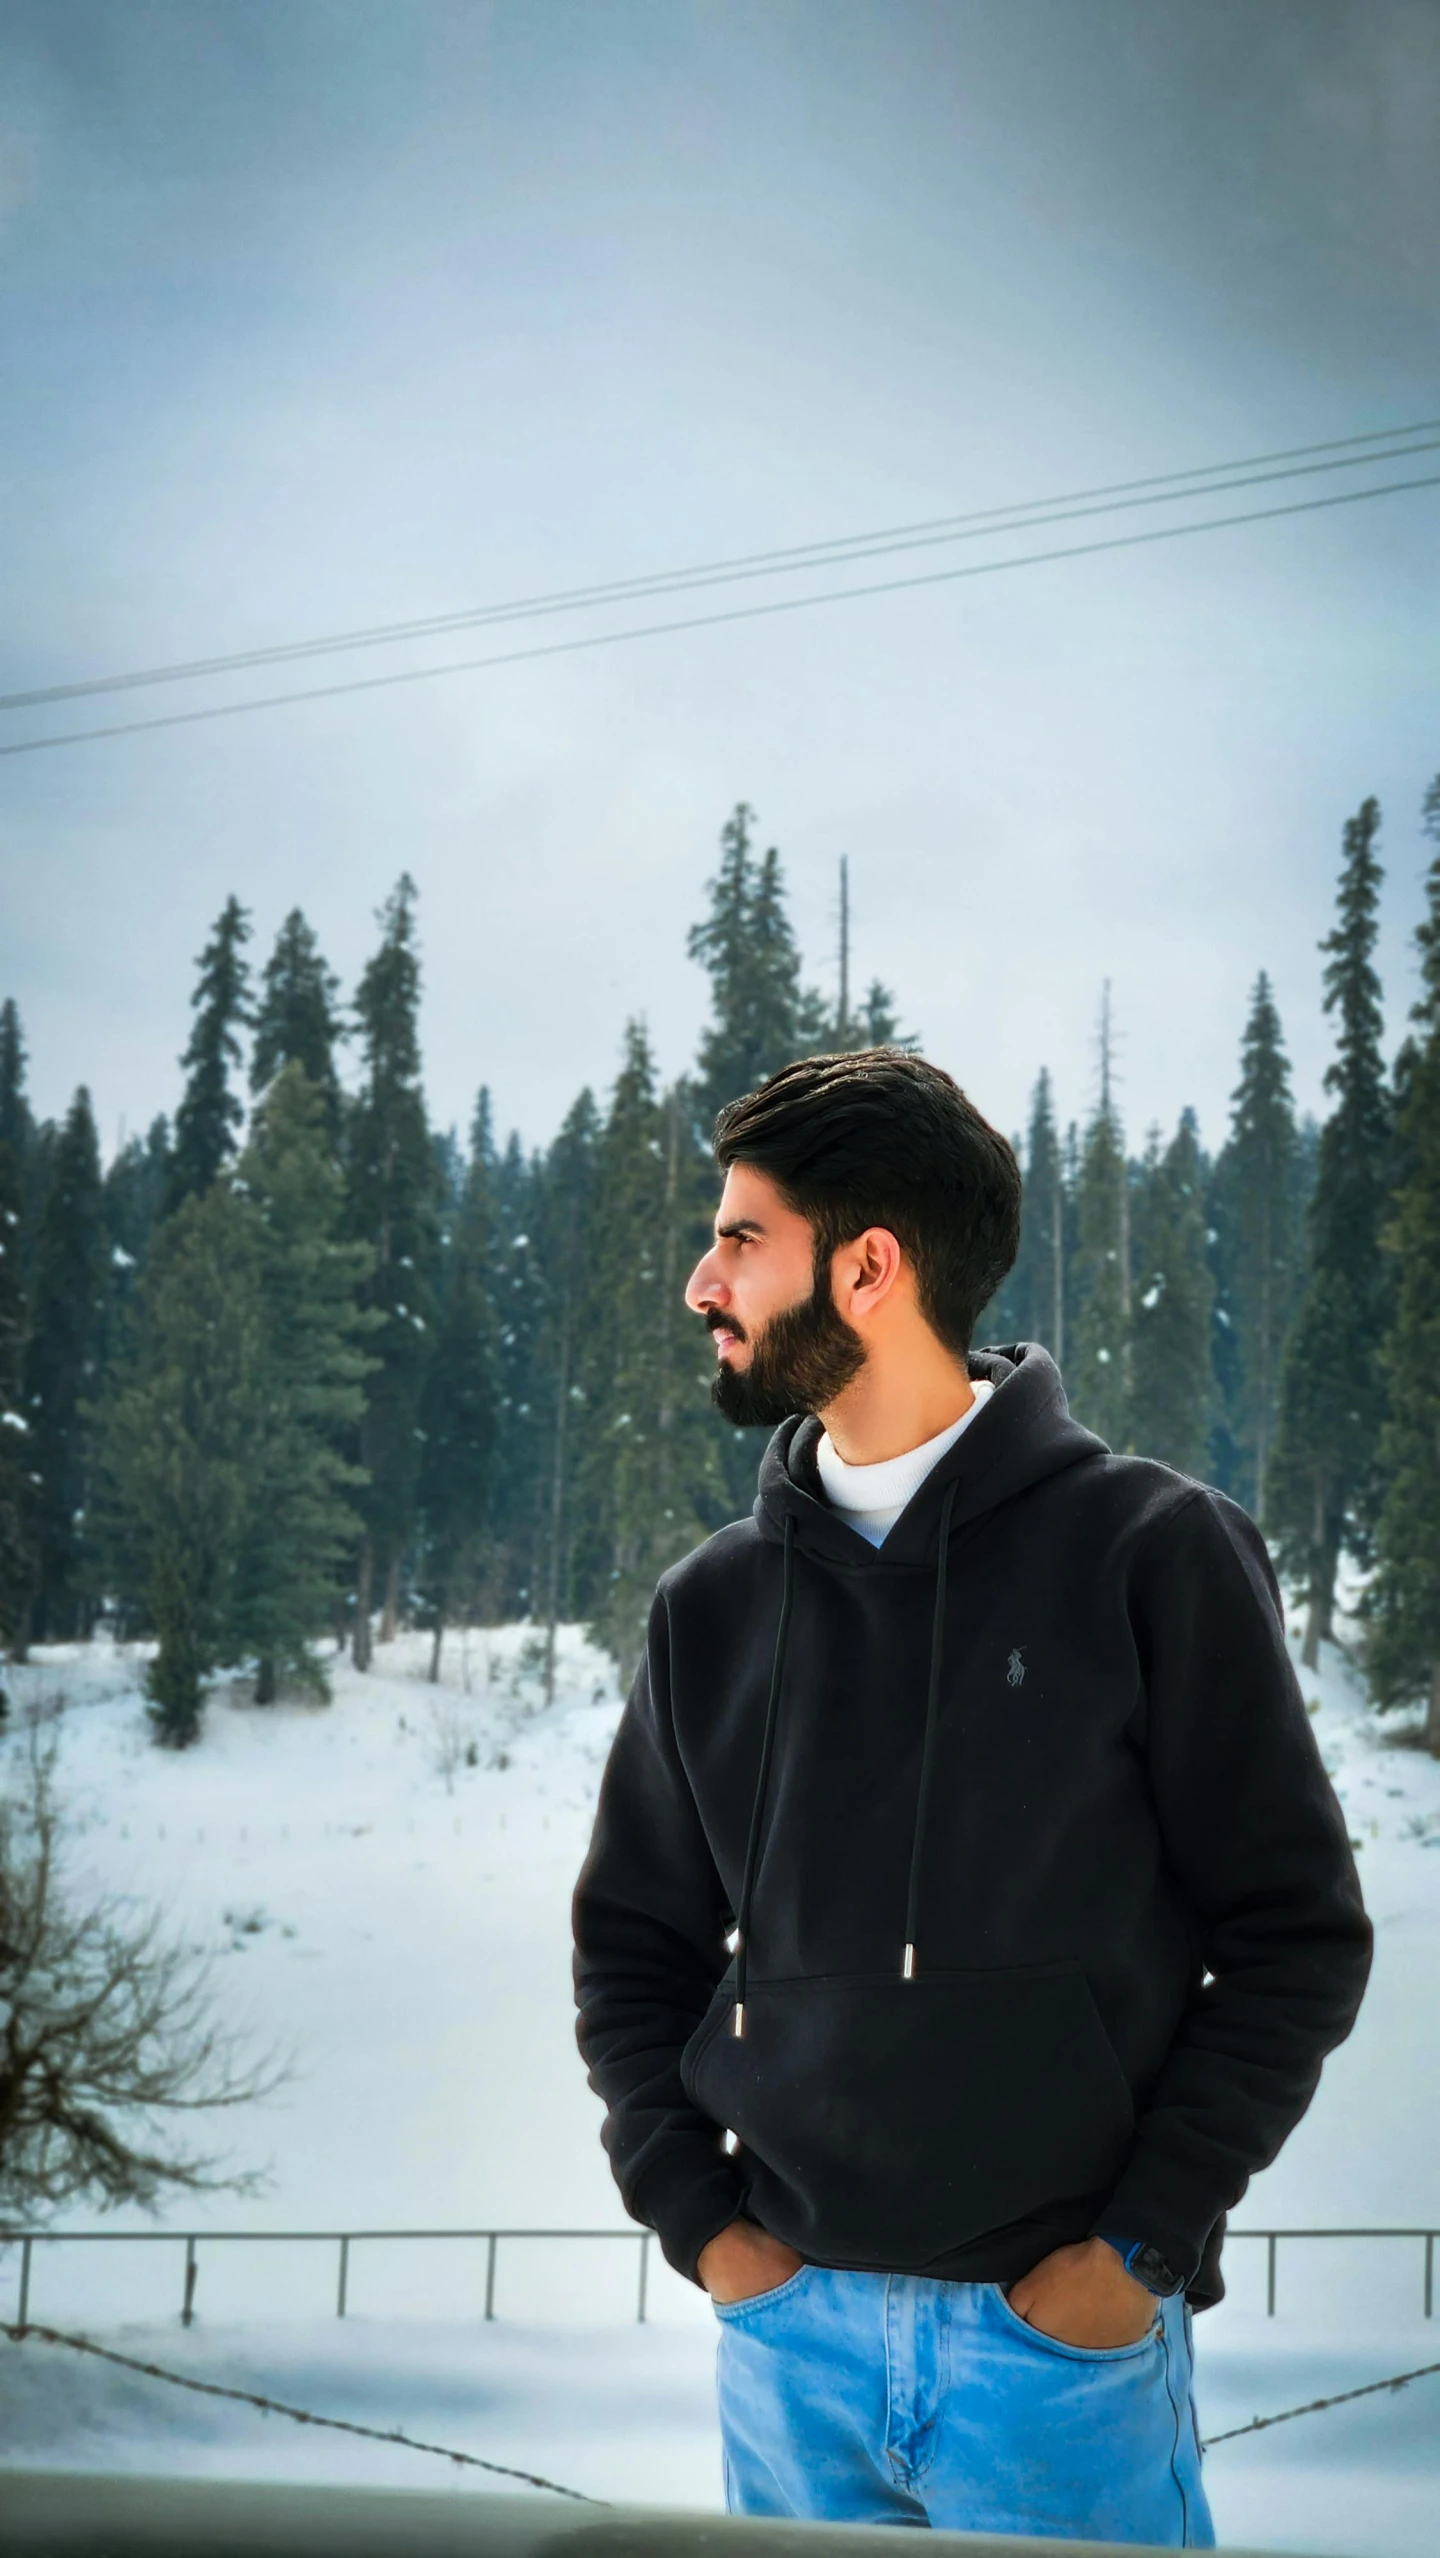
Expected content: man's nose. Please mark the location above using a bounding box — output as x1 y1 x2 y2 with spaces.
684 1251 726 1314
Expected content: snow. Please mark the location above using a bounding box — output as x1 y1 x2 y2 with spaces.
2 1620 1439 2555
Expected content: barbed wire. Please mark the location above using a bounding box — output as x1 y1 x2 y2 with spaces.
1 2322 603 2503
1202 2355 1440 2446
8 2311 1439 2478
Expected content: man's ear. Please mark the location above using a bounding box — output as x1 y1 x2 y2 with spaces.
833 1226 906 1324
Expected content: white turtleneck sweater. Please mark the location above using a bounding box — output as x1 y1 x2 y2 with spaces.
815 1381 995 1548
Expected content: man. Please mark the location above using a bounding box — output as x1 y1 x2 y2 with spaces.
573 1050 1370 2547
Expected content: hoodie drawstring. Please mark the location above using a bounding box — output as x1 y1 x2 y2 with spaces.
733 1479 959 2035
733 1513 795 2037
903 1478 957 1981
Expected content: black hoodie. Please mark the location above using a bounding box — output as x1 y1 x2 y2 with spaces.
572 1346 1371 2308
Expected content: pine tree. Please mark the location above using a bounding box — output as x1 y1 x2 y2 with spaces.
1068 992 1131 1447
583 1028 725 1682
0 1131 31 1652
22 1089 108 1640
857 982 906 1045
1009 1070 1066 1356
0 1002 33 1170
1209 976 1303 1517
826 860 915 1054
103 1117 170 1344
1270 799 1393 1666
531 1088 601 1698
0 1003 36 1650
1 999 48 1294
168 898 252 1211
1369 778 1440 1749
251 909 345 1132
1129 1110 1215 1476
486 1131 549 1620
99 1185 268 1745
684 806 835 1515
688 805 824 1127
346 877 438 1664
416 1089 501 1676
234 1063 375 1701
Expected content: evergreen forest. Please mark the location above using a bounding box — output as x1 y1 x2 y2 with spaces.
2 784 1438 1750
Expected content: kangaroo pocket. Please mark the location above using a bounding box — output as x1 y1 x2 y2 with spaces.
680 1961 1135 2268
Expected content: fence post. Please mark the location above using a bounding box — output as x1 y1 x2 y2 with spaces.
485 2232 498 2322
182 2237 198 2328
337 2236 350 2320
637 2231 651 2325
1426 2233 1434 2322
17 2236 32 2331
1266 2233 1277 2318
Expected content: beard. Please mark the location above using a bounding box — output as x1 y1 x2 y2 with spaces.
709 1268 866 1427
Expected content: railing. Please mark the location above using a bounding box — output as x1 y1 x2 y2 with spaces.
3 2222 1435 2331
4 2225 654 2332
1225 2225 1438 2319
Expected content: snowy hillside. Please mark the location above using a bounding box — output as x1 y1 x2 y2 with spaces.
1 1623 1438 2555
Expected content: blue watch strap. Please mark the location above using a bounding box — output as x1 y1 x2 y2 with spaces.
1096 2233 1183 2296
1097 2233 1143 2273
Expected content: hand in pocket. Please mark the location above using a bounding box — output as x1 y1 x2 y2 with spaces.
1005 2239 1158 2348
699 2216 806 2305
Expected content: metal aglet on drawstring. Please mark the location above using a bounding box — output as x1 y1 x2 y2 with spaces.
902 1944 916 1981
733 2002 745 2038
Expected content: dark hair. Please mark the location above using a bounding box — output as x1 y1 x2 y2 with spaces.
713 1049 1021 1355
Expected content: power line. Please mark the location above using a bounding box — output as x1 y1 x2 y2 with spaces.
3 417 1438 714
3 466 1436 760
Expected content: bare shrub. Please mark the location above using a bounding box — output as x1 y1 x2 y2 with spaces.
0 1710 287 2233
426 1693 479 1794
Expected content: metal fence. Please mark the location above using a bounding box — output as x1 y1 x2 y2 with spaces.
5 2226 654 2332
4 2222 1435 2332
1224 2225 1438 2319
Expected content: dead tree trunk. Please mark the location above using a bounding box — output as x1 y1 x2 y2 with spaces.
1300 1475 1336 1672
352 1538 373 1671
542 1301 572 1709
379 1554 401 1646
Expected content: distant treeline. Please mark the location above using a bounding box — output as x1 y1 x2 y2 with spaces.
1 786 1437 1752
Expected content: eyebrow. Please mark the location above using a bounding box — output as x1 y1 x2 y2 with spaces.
716 1217 766 1241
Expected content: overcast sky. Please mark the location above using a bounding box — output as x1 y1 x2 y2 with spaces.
3 0 1438 1165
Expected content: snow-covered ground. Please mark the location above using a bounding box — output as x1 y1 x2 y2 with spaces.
2 1619 1438 2556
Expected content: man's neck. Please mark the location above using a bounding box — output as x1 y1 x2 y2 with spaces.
819 1346 975 1468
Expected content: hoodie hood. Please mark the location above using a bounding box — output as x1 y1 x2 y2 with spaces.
754 1341 1107 1570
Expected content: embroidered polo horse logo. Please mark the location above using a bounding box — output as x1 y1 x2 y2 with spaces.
1006 1647 1026 1689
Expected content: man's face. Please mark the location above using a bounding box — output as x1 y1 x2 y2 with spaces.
684 1162 866 1427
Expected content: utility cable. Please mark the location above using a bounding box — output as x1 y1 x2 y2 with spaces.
4 417 1439 713
2 2321 604 2502
3 466 1436 760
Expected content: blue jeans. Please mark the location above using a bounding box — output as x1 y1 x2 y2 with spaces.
714 2264 1215 2546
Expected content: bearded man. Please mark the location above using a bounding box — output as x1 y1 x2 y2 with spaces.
572 1048 1370 2547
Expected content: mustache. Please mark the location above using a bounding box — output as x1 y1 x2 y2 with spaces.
704 1308 747 1342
